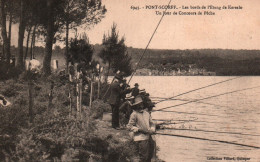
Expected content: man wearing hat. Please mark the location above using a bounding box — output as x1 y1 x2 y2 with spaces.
131 83 140 98
127 95 156 162
108 73 124 129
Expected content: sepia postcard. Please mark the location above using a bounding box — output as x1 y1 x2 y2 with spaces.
0 0 259 161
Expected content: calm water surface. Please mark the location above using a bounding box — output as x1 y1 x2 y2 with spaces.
126 76 260 162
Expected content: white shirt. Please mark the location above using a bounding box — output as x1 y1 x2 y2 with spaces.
127 110 155 141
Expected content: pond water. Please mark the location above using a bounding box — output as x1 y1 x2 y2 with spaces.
126 76 260 162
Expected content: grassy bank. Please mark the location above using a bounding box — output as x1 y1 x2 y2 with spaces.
0 73 163 162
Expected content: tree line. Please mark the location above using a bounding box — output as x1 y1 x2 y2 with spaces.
0 0 106 76
127 48 260 75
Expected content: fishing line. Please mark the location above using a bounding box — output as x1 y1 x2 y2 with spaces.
155 132 260 149
151 97 169 100
155 117 199 125
127 0 172 84
104 0 172 98
154 119 222 125
154 118 197 122
155 76 242 104
155 118 227 125
154 85 260 111
159 127 260 137
154 98 231 109
173 98 229 108
158 121 193 125
154 109 224 117
154 118 260 136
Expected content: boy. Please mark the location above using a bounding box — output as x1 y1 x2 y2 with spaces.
127 95 156 162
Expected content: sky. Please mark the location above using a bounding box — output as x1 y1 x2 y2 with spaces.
11 0 260 50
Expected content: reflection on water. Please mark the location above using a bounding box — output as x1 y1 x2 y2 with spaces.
126 76 260 162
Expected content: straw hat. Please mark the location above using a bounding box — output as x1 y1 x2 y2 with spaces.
132 95 143 106
139 89 146 94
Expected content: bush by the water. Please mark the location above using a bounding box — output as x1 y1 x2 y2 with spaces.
90 99 111 119
0 74 146 161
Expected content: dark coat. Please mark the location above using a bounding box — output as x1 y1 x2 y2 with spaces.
108 81 122 105
131 87 139 97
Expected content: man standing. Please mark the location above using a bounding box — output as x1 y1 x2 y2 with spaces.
131 83 139 98
127 95 156 162
108 74 124 129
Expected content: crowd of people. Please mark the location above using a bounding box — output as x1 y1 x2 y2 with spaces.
107 73 156 162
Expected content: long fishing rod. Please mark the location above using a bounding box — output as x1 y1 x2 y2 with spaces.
156 120 193 125
155 118 199 125
155 118 227 125
154 85 260 112
155 76 242 104
127 0 172 84
154 118 197 122
153 98 225 109
159 127 260 137
154 109 224 117
151 98 220 107
155 132 260 149
150 97 168 99
154 98 231 109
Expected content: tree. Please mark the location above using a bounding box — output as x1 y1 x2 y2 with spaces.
1 0 106 75
42 0 106 76
112 51 132 76
0 35 2 56
16 0 26 69
68 34 93 65
0 0 16 61
54 45 62 51
23 0 46 62
99 23 133 78
16 0 37 68
42 0 55 75
0 0 9 61
15 0 60 70
61 0 106 72
5 0 19 60
1 0 44 68
24 26 31 61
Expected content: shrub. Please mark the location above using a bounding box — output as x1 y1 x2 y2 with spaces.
0 80 24 97
0 74 163 162
89 99 111 119
0 104 28 160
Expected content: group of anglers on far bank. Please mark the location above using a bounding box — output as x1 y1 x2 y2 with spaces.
107 73 158 162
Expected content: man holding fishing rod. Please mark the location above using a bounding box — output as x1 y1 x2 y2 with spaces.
108 73 132 129
127 95 156 162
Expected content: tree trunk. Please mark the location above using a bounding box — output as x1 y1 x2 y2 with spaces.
0 0 9 61
30 25 36 60
42 0 54 76
24 26 32 62
105 61 110 82
7 13 12 61
17 0 26 69
28 80 33 123
32 30 36 59
1 44 4 57
65 21 69 73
